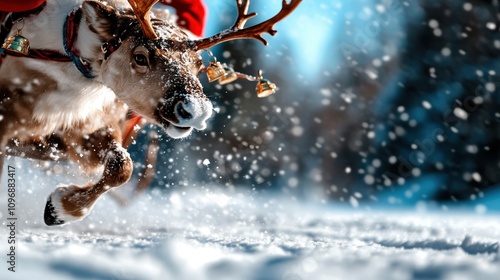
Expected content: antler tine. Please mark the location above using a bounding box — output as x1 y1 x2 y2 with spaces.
234 0 257 29
192 0 302 50
127 0 159 40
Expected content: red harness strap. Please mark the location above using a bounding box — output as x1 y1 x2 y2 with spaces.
4 49 71 61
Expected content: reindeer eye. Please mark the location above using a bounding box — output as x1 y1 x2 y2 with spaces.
134 54 148 66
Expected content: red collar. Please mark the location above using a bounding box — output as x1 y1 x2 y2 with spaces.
62 8 94 78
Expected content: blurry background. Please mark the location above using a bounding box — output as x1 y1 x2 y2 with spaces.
130 0 500 210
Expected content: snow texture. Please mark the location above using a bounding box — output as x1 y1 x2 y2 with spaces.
1 159 499 280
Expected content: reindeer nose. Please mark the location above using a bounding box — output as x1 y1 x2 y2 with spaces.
175 103 193 120
174 96 213 130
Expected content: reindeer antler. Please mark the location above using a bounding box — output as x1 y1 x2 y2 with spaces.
127 0 159 40
192 0 302 50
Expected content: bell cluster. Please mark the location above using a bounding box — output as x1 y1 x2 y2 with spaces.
204 51 277 98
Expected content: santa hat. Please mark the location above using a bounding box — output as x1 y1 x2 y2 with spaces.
160 0 207 37
0 0 46 12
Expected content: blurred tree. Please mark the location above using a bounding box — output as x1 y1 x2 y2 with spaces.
354 0 500 201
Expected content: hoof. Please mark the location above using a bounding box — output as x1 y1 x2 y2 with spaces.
44 184 91 226
44 196 65 226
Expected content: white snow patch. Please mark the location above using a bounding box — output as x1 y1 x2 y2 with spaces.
0 159 500 280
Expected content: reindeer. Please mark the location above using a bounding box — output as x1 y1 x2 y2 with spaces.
0 0 301 225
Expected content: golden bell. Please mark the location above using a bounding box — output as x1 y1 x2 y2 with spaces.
218 65 238 85
256 71 277 98
206 61 226 82
256 79 277 98
2 30 30 56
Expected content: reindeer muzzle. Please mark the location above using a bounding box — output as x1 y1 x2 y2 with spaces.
156 92 212 138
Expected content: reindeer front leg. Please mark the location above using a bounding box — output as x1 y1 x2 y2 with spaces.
44 140 133 226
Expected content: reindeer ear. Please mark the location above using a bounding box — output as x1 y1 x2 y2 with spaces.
82 0 118 40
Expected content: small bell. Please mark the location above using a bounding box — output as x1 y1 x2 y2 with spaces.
218 65 238 85
206 61 226 82
256 70 277 98
2 30 30 56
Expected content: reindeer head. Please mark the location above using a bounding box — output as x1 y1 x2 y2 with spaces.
81 1 211 139
80 0 301 138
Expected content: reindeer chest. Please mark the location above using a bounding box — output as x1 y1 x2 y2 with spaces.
0 58 117 136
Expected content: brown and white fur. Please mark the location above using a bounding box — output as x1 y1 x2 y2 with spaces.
0 0 212 225
6 110 160 207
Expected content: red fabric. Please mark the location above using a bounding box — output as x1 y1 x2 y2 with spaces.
122 114 143 144
160 0 207 37
0 0 46 12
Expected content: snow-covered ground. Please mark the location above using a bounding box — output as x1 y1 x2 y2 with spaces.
1 158 500 280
